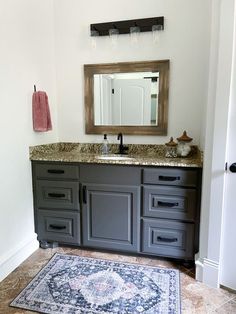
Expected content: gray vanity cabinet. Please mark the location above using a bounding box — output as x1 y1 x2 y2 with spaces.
80 164 141 252
32 161 201 261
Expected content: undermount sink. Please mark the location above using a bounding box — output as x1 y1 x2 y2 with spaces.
96 155 134 161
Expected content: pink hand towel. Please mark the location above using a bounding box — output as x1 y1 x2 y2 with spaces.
32 91 52 132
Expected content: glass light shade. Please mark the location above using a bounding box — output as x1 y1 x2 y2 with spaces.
109 28 119 46
152 24 163 43
130 26 140 43
91 29 99 37
90 29 99 49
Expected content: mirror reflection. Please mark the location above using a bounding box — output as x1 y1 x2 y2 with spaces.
94 72 159 126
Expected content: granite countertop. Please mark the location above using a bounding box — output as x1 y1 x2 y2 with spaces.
29 142 203 168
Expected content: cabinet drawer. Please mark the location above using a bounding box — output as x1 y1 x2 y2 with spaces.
37 210 80 245
142 218 194 259
143 185 196 221
34 163 79 180
35 180 79 210
143 168 198 187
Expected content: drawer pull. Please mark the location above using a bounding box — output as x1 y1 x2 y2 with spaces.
157 201 179 207
157 236 178 243
49 224 66 230
48 193 66 198
159 175 180 182
47 169 65 174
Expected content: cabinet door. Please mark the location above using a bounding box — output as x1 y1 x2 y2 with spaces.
82 184 140 252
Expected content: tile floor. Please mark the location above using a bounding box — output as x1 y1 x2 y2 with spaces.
0 247 235 314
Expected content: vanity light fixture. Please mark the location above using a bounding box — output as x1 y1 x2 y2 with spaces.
90 16 164 37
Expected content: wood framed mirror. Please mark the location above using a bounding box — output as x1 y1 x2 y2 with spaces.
84 60 169 135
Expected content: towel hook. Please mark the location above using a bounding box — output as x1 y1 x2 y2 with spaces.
34 85 37 92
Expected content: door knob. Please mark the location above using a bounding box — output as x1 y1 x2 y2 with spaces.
229 163 236 172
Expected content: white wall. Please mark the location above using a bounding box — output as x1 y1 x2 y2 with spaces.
54 0 211 146
0 0 58 281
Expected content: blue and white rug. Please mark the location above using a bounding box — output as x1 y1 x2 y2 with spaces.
10 253 181 314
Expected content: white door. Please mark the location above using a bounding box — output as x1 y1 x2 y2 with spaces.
112 79 151 125
220 14 236 290
94 75 112 125
100 75 112 125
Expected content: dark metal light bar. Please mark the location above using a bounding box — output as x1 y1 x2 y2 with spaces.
90 16 164 36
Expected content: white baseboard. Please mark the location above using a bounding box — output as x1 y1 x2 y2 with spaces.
195 255 220 288
203 258 220 288
0 234 39 282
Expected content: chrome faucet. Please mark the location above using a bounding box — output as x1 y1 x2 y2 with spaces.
117 133 129 154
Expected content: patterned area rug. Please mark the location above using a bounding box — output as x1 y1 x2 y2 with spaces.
10 253 181 314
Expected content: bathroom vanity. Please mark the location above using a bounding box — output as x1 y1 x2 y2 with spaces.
31 143 202 262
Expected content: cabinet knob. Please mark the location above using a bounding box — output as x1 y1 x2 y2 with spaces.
229 163 236 173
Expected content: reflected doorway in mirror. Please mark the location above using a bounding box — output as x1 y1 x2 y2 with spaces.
94 72 159 126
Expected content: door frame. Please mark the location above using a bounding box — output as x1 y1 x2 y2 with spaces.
196 0 236 288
